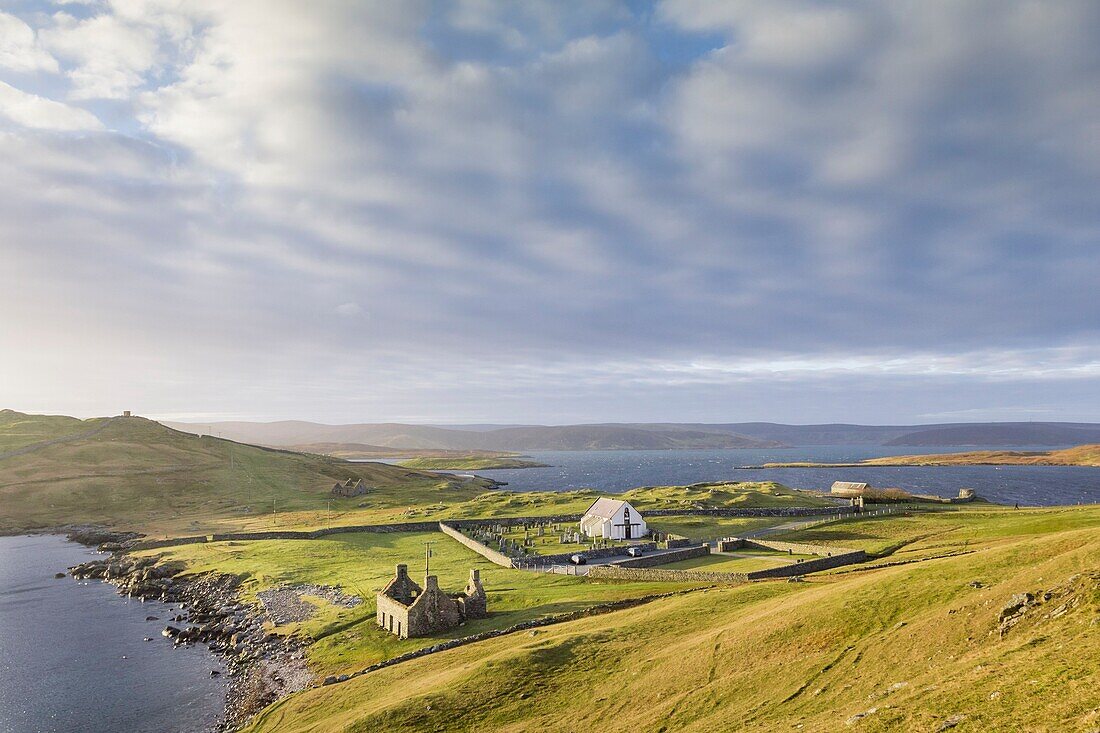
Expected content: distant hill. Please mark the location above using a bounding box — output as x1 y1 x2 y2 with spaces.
168 418 1100 449
165 421 784 451
288 443 519 460
0 411 493 534
883 423 1100 446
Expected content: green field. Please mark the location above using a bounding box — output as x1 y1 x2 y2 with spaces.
143 530 703 676
661 550 817 574
648 515 782 541
242 504 1100 732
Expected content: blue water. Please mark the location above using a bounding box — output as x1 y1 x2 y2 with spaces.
457 446 1100 507
0 535 225 733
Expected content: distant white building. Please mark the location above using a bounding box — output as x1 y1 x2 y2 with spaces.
580 498 648 540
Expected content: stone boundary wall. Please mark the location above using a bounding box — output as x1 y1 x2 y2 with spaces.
743 538 853 557
437 522 514 568
745 550 866 578
643 506 854 518
589 565 748 584
131 535 210 550
532 542 657 566
131 521 444 551
128 507 850 551
448 515 583 528
610 544 709 568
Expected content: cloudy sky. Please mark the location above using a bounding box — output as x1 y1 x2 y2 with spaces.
1 1 1098 424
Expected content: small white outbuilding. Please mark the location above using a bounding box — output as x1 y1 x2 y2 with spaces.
580 498 648 540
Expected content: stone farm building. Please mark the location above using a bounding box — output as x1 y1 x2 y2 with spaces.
332 478 368 497
830 481 870 497
376 564 487 639
580 498 648 540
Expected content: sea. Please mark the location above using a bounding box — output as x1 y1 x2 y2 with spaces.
420 445 1100 507
0 534 226 733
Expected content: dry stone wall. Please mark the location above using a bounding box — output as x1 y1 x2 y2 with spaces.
589 565 748 583
438 522 515 567
609 544 709 568
128 508 851 552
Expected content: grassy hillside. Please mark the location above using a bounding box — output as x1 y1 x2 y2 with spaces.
860 444 1100 467
242 505 1100 732
0 413 495 535
766 444 1100 468
0 409 102 453
396 457 550 470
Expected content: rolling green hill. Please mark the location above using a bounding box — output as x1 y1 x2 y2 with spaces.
0 412 495 535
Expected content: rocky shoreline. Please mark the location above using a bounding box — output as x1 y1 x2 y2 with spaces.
65 528 311 732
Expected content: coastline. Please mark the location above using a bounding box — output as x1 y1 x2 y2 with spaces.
63 528 310 732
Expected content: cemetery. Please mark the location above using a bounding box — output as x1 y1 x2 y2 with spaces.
456 519 633 559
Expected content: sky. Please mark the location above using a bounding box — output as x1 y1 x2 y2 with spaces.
1 0 1098 425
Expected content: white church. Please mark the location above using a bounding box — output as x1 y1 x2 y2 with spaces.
580 498 648 540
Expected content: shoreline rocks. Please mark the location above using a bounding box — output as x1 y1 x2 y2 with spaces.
68 553 311 731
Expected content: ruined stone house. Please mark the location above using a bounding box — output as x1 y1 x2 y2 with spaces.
332 478 368 497
376 564 487 639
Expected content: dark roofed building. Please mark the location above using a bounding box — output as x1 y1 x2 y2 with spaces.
332 478 369 497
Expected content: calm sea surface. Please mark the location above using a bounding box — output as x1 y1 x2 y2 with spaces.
0 535 225 733
445 446 1100 506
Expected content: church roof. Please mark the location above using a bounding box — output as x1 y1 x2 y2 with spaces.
583 497 634 520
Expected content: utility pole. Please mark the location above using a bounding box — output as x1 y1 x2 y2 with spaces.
272 498 277 525
424 540 434 577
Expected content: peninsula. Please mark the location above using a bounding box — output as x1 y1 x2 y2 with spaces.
758 444 1100 468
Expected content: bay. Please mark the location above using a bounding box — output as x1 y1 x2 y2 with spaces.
438 446 1100 506
0 535 225 733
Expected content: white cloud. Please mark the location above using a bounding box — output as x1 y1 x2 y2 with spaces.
0 1 1099 421
0 11 59 73
0 81 102 130
40 9 164 99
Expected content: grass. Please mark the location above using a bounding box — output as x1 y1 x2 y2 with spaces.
0 409 102 453
860 444 1100 467
142 530 704 676
242 504 1100 733
764 444 1100 467
648 515 782 541
0 414 497 535
769 504 1100 562
660 551 814 573
396 457 550 470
